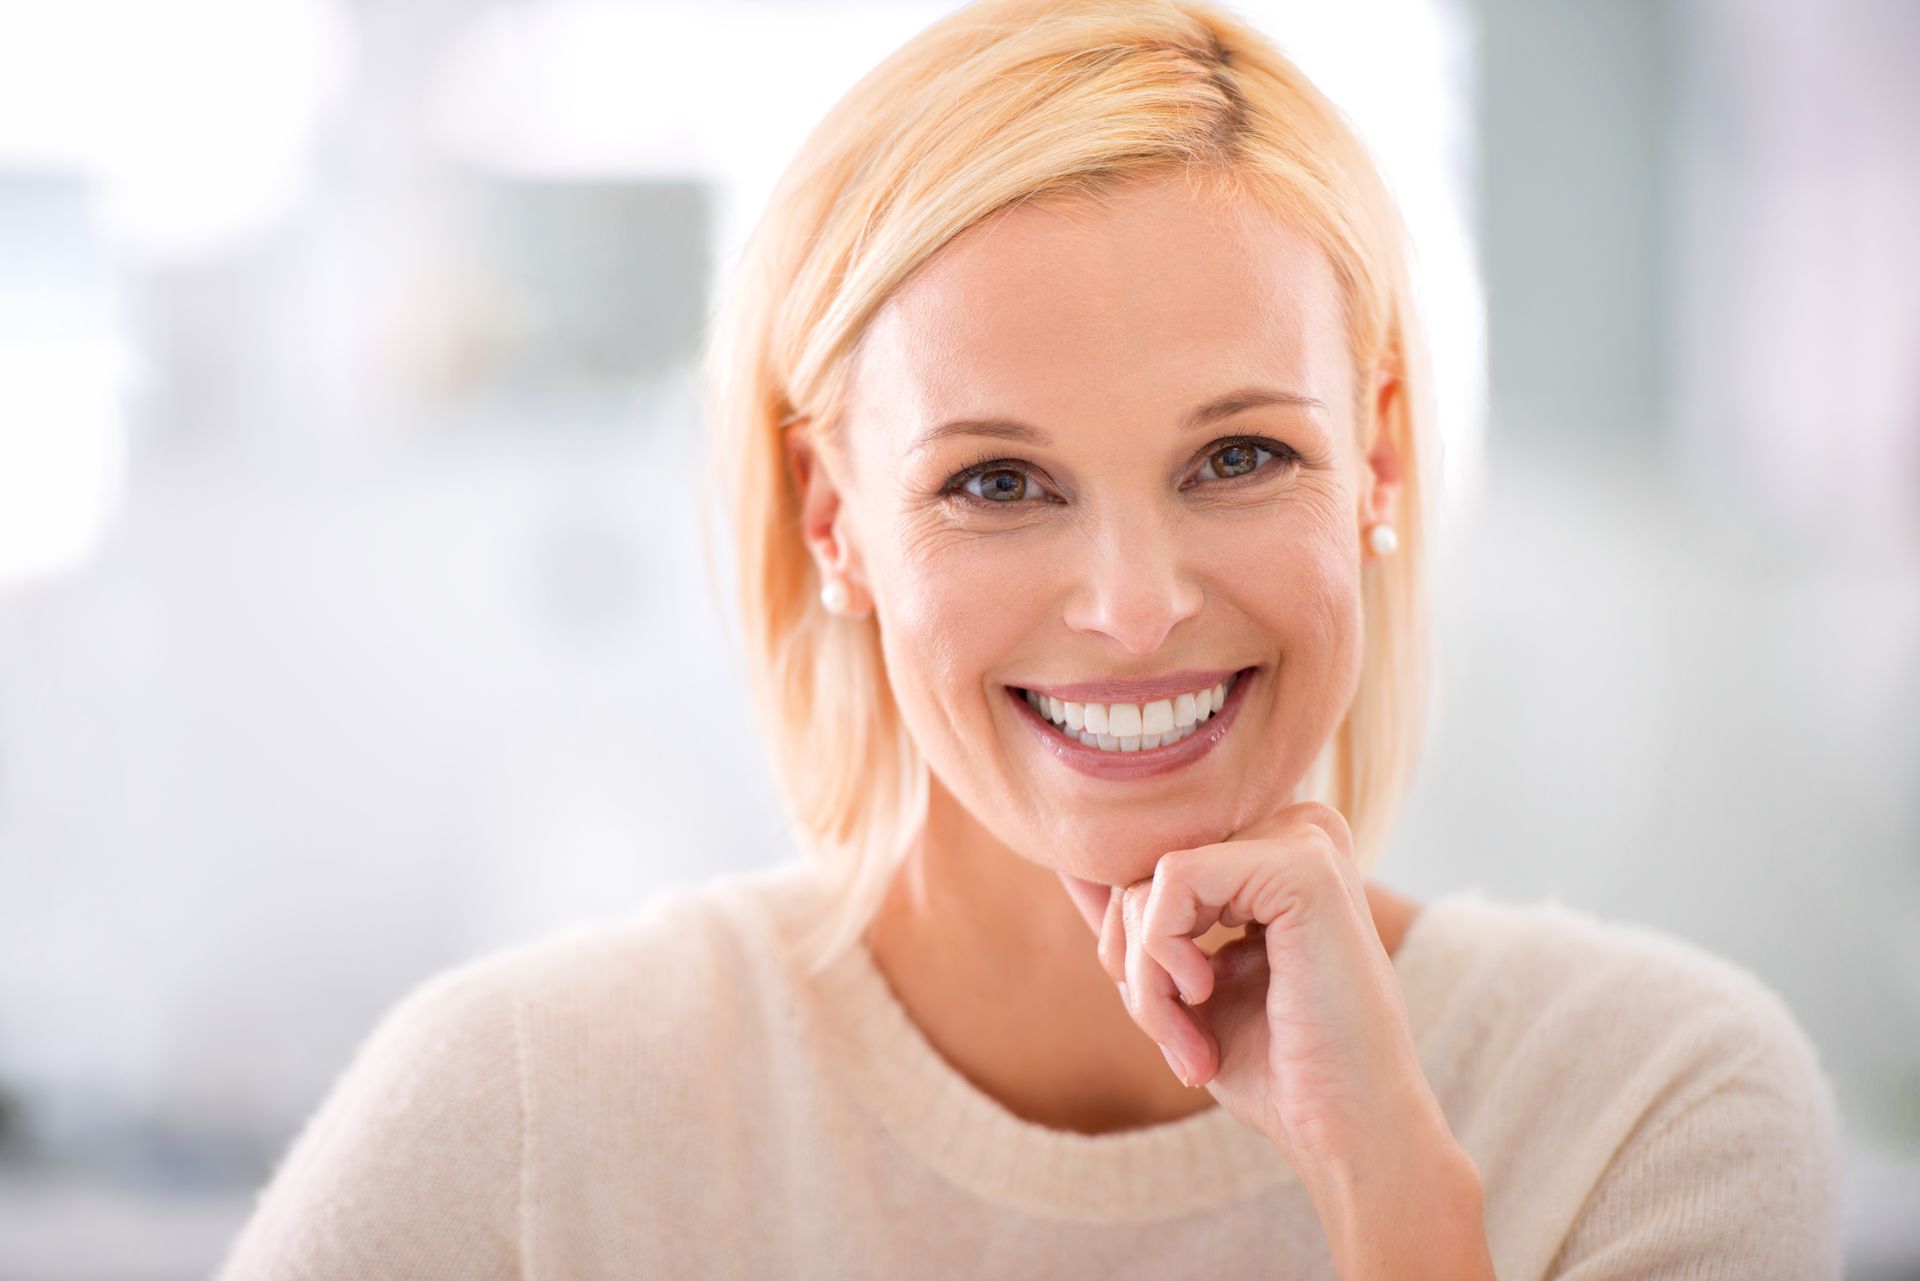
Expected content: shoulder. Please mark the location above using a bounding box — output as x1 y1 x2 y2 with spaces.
1404 891 1846 1277
273 861 819 1174
445 859 831 1140
384 858 827 1065
499 857 826 1016
217 860 828 1277
1408 889 1831 1092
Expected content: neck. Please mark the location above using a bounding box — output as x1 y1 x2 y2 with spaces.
862 775 1219 1135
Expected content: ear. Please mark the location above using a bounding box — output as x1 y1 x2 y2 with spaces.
1360 368 1403 534
784 421 873 617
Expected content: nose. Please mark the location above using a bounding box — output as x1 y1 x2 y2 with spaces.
1060 511 1205 655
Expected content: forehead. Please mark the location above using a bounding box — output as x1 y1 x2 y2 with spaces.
849 176 1348 439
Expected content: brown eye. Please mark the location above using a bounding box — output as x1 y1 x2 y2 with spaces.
968 468 1028 502
1193 437 1299 485
940 455 1049 509
1208 443 1260 479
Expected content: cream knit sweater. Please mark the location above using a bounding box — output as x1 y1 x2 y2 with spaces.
213 859 1845 1279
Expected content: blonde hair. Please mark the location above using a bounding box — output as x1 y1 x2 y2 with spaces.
700 0 1438 975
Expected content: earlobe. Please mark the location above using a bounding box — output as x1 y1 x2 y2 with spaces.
785 425 827 541
786 424 840 560
785 422 873 616
1363 370 1404 529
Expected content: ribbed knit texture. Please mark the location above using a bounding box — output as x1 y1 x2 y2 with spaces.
213 859 1845 1279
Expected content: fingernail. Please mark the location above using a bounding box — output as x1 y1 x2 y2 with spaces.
1160 1045 1190 1087
1116 980 1130 1008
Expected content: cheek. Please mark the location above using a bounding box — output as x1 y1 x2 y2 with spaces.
867 515 1040 719
1227 500 1363 665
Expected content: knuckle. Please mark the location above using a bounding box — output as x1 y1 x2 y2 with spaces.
1304 832 1345 883
1290 799 1341 826
1156 846 1198 881
1140 878 1172 928
1245 859 1312 925
1293 801 1354 853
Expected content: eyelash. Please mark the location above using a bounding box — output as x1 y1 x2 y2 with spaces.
939 436 1303 509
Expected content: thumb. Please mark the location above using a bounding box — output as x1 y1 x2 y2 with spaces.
1055 870 1112 936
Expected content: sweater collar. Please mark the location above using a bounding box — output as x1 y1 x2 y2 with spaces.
757 863 1465 1224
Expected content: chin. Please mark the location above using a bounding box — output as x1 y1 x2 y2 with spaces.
1046 811 1249 886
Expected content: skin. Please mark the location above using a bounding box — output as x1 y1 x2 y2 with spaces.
786 168 1453 1184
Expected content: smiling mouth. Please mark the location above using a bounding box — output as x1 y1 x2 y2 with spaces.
1010 668 1253 754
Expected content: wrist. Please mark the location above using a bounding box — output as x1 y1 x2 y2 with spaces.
1300 1116 1493 1281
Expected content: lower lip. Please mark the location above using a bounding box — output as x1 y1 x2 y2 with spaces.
1006 667 1258 781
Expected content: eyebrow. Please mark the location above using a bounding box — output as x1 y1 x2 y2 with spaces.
906 386 1329 456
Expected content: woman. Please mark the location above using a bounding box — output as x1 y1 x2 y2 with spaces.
215 1 1845 1277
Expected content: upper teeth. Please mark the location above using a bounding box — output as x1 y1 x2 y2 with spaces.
1021 674 1238 753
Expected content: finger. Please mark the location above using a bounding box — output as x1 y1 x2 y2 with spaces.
1097 884 1126 984
1269 802 1367 908
1055 870 1110 936
1154 833 1347 946
1120 882 1215 1086
1140 868 1220 1008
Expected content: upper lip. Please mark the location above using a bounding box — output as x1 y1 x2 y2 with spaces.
1014 667 1249 704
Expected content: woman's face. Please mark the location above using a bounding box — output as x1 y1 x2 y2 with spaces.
794 173 1401 886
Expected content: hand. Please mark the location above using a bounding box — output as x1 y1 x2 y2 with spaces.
1055 800 1449 1180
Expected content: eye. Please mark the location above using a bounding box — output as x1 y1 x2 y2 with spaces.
941 456 1048 507
1192 436 1299 485
966 466 1030 502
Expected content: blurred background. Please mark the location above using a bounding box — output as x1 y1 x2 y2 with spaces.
0 0 1915 1276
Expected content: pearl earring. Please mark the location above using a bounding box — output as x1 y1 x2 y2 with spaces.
819 577 850 614
1365 522 1399 558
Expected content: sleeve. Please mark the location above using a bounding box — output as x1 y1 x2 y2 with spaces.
211 961 526 1281
1542 1002 1847 1281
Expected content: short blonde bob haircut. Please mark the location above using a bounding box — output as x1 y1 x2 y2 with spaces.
701 0 1438 976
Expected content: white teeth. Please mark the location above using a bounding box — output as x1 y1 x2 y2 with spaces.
1141 699 1174 736
1020 671 1244 754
